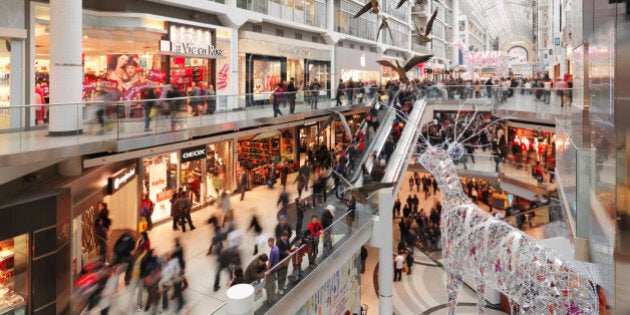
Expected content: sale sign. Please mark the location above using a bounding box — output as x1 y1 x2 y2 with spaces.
217 62 229 90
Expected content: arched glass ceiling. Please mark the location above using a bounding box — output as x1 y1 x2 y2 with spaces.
465 0 534 47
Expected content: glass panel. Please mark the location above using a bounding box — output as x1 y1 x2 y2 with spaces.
314 2 326 29
305 0 314 26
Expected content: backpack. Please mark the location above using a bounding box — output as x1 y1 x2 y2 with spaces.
140 200 153 217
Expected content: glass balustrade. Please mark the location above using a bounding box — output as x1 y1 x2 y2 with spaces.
251 206 372 313
0 87 377 157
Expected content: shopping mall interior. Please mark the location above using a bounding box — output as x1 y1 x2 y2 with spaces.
0 0 628 314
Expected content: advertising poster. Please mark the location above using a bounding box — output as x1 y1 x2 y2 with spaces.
83 53 165 101
149 160 171 222
295 252 361 315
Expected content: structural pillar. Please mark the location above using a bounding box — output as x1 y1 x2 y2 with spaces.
376 188 395 315
451 0 460 67
327 0 336 97
49 0 83 136
226 284 254 315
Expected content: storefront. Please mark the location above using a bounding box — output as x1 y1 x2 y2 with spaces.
238 128 298 186
335 44 381 84
0 235 27 314
32 5 232 111
143 141 233 222
239 32 332 106
507 122 556 164
0 189 72 315
105 165 139 231
144 152 179 223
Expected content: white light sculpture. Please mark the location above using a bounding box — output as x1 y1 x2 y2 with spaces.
413 112 598 314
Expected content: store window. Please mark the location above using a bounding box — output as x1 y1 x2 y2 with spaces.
287 59 305 89
306 61 330 95
206 142 233 200
0 235 28 313
34 5 168 108
0 39 10 129
143 153 179 223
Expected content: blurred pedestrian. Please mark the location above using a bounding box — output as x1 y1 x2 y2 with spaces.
113 232 135 285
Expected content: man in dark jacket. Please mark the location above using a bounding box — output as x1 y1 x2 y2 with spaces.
244 254 268 283
213 246 241 292
321 205 335 257
335 79 345 106
275 215 293 241
113 232 136 285
287 78 298 114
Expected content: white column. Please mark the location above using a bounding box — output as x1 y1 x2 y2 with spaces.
228 29 240 110
377 188 394 315
226 284 254 315
49 0 83 135
451 0 460 66
327 0 336 99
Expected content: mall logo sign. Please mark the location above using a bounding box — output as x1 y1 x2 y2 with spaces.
181 145 207 163
166 25 226 58
172 42 225 58
107 165 137 195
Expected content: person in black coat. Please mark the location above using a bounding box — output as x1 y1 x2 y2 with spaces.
360 245 368 274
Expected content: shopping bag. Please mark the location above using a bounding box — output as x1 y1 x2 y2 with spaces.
149 107 157 118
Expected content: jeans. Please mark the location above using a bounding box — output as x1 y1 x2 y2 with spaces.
144 113 152 130
289 96 296 113
310 95 318 109
277 267 288 290
394 268 402 281
264 273 277 303
161 285 171 311
273 104 282 117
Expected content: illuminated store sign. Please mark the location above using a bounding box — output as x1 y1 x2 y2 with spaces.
107 165 136 194
181 145 207 163
163 25 226 58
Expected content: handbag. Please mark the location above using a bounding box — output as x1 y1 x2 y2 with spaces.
149 107 157 118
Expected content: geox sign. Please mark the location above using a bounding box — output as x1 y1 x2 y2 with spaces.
181 145 207 163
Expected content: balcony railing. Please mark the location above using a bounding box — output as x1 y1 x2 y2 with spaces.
0 88 371 158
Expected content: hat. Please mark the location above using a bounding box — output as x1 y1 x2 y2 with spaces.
279 214 287 220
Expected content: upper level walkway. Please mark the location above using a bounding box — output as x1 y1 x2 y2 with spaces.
0 86 574 167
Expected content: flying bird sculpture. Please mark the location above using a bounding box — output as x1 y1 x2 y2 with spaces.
376 54 433 84
376 17 395 43
415 8 438 43
334 169 396 205
316 110 353 141
354 0 379 18
396 0 425 9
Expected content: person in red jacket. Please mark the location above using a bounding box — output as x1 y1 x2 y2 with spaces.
307 216 323 263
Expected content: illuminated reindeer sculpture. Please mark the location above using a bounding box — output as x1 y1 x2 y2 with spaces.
412 111 598 314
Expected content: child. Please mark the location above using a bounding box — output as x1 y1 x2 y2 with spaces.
290 236 305 281
394 250 405 282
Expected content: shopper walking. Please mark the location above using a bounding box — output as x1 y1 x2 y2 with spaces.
309 79 321 109
238 169 248 201
144 87 157 132
394 250 405 281
95 218 109 263
272 83 284 117
287 77 298 114
335 79 345 106
140 194 154 230
113 232 136 285
161 252 184 313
